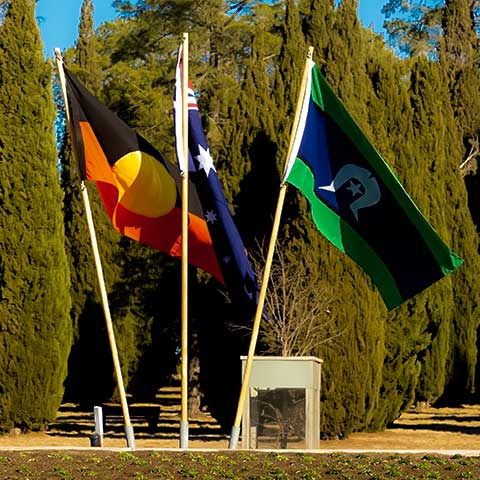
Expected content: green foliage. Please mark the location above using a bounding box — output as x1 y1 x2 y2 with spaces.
322 0 373 135
300 0 386 437
382 0 444 57
362 50 426 427
434 0 480 403
301 0 335 64
109 240 180 399
75 0 103 91
0 0 71 431
228 22 281 246
401 58 453 403
48 0 480 438
439 0 480 226
402 58 456 405
60 0 124 405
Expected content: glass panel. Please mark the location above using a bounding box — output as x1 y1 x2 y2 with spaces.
250 388 305 449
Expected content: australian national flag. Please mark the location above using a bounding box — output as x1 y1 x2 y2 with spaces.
174 46 260 318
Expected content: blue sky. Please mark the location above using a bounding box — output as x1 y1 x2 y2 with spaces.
36 0 386 56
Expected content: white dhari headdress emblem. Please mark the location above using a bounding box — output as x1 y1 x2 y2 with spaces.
318 164 381 220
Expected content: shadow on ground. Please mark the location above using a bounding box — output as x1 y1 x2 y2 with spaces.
47 385 228 443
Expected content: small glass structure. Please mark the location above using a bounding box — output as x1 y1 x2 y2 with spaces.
241 356 322 449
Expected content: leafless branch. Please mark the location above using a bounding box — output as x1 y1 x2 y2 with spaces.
460 137 479 177
246 241 339 357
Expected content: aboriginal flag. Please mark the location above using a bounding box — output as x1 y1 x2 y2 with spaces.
64 66 222 281
284 60 462 309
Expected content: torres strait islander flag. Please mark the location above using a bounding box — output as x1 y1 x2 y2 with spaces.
174 47 260 316
64 66 222 281
283 60 462 310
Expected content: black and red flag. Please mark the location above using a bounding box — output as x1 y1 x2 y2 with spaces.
64 66 222 281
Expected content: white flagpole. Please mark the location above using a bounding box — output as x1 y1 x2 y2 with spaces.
179 32 190 449
55 49 136 450
228 46 314 449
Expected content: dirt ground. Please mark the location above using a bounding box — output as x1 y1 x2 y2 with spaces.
1 401 480 452
322 403 480 452
2 449 480 479
2 401 480 479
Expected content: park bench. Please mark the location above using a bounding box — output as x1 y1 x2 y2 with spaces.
100 402 161 431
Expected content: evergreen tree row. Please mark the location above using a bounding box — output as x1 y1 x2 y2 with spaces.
0 0 478 439
0 0 71 431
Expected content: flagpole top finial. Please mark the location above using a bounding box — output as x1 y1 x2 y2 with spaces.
307 46 314 59
54 48 63 61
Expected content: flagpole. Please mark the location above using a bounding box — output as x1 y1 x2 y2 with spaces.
228 46 314 450
54 49 136 450
179 32 190 449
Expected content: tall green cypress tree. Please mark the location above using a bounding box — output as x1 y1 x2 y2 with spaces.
246 0 386 438
61 0 123 404
230 25 281 247
196 6 284 423
437 0 480 402
360 49 428 428
441 103 480 404
275 0 306 117
300 0 334 64
64 0 176 404
407 56 480 405
302 1 386 438
438 0 480 273
60 0 108 333
439 0 480 164
403 58 456 406
322 0 372 135
272 0 306 166
0 0 72 431
76 0 96 81
88 1 231 402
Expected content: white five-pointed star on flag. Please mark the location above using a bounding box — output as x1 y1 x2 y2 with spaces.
195 144 216 177
347 180 363 196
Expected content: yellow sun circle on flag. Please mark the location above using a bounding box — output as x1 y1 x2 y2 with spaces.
112 150 177 217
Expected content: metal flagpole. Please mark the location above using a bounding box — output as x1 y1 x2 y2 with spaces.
179 32 190 449
228 46 314 449
55 48 136 450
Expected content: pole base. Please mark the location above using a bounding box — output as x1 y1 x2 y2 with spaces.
124 425 136 449
229 426 240 449
180 421 189 449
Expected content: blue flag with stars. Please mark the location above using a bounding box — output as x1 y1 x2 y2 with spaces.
174 47 260 317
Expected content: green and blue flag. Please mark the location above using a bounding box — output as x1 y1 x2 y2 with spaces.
283 60 462 309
